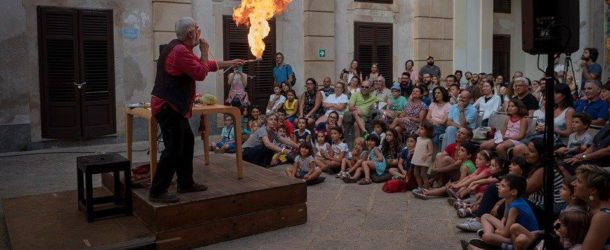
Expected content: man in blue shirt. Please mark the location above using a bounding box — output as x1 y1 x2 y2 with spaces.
575 80 609 126
580 48 602 91
442 89 477 150
272 52 294 87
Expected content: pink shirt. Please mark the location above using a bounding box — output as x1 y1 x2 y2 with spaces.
429 102 450 124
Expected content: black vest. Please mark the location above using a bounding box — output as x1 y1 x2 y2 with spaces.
151 39 194 116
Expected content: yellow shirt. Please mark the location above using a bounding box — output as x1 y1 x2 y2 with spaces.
283 99 298 116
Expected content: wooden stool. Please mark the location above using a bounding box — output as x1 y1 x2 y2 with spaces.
77 153 132 222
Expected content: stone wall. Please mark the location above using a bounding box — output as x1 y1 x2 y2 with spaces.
0 0 155 151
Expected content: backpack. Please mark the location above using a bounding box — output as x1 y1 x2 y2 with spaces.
382 179 408 193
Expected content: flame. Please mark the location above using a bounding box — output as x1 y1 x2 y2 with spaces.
233 0 292 59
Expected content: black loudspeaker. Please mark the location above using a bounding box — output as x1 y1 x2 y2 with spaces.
522 0 579 54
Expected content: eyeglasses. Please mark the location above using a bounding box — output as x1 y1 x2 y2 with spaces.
391 89 400 92
362 86 371 89
553 222 561 230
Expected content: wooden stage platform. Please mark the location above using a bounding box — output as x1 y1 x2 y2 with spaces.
4 154 307 249
106 153 308 249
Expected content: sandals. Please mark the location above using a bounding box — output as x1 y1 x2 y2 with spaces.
343 176 357 183
357 178 372 185
413 191 429 200
457 207 474 218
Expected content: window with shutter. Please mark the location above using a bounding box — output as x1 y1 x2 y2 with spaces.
494 0 511 13
38 7 115 138
79 10 116 137
222 16 276 109
354 22 393 87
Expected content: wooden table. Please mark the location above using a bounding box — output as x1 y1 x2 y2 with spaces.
125 104 243 179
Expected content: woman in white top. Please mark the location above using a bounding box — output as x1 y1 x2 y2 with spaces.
316 82 348 126
474 79 501 126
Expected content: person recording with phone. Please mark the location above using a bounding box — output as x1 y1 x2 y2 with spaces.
149 17 244 203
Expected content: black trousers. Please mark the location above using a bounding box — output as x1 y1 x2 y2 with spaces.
243 144 274 167
149 105 195 195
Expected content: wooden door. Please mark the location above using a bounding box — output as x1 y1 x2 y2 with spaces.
38 7 115 138
222 16 276 109
355 22 393 87
493 34 511 81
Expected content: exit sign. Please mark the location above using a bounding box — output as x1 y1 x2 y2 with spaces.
318 49 326 58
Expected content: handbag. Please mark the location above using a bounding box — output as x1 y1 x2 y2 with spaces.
473 127 491 140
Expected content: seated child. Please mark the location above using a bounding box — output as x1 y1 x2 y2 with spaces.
266 85 286 115
555 113 593 158
370 120 387 145
338 137 367 179
344 134 385 185
465 175 539 249
286 142 323 182
382 128 401 169
212 115 236 153
270 126 293 166
313 131 329 160
510 176 588 250
283 90 299 123
413 142 476 200
389 134 417 181
315 127 348 173
448 150 494 199
294 117 312 146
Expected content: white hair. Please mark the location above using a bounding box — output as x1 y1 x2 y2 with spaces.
175 17 197 41
513 77 527 85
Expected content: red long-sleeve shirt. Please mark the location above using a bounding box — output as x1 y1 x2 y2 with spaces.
151 43 218 118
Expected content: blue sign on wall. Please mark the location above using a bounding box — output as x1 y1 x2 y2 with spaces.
122 28 139 39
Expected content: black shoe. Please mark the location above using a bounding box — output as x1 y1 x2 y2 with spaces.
177 183 208 193
468 239 501 250
306 176 326 185
149 192 179 203
460 240 469 250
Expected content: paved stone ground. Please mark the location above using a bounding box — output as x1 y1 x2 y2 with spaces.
0 139 476 250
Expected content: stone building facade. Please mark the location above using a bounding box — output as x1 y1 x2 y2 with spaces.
0 0 606 151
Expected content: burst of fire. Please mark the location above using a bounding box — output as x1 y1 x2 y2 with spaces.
233 0 292 59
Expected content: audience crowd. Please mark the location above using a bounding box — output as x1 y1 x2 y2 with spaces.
216 49 610 250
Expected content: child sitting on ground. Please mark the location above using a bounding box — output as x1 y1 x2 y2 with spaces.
382 128 401 170
555 113 593 158
390 134 417 182
413 143 477 200
212 115 236 153
345 134 385 185
370 120 387 145
286 142 323 183
270 126 293 166
313 131 329 159
338 137 367 179
453 156 505 212
294 117 312 146
464 175 539 250
447 150 494 199
510 176 588 249
315 127 348 173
